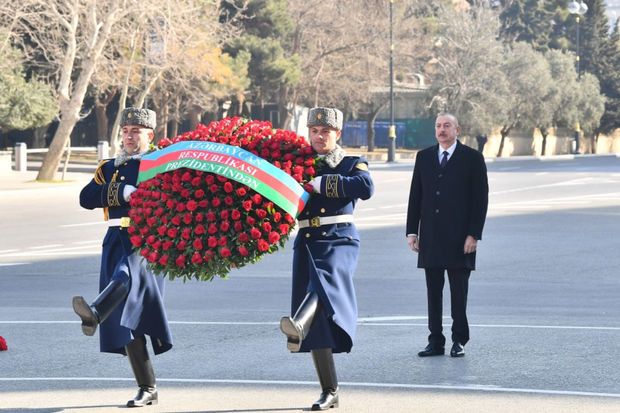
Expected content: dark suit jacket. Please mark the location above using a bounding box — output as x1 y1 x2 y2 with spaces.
406 141 488 270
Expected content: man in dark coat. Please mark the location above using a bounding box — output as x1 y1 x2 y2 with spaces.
406 112 488 358
73 107 172 407
280 107 374 410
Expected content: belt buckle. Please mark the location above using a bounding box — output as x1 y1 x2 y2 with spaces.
309 217 321 228
120 217 131 228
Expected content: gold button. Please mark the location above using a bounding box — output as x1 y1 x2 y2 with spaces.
305 233 311 238
120 176 125 181
320 208 326 213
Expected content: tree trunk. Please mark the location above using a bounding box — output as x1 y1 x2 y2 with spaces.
36 106 80 180
591 134 598 154
497 125 511 158
540 127 548 156
366 100 388 152
36 0 121 181
189 105 202 130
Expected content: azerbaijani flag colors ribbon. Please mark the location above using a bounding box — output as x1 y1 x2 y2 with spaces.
138 141 310 218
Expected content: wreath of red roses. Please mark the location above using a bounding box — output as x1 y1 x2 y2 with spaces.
0 336 7 351
127 117 318 281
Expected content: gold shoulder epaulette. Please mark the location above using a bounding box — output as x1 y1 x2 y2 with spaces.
94 159 110 185
355 162 369 171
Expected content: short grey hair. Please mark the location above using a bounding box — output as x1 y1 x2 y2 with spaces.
436 112 459 128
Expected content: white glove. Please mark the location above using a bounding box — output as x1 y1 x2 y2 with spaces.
123 185 137 201
309 176 322 193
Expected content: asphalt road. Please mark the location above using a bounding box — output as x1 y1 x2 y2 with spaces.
1 154 620 412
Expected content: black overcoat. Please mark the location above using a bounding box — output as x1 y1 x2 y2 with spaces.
406 141 488 270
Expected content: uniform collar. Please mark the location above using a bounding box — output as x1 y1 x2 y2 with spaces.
321 144 346 169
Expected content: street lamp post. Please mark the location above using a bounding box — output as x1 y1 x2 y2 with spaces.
568 0 587 154
387 0 396 163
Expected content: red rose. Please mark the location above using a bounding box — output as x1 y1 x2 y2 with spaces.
221 210 230 220
198 200 208 208
218 236 228 246
242 200 253 211
205 175 215 185
220 247 231 257
268 231 280 244
238 246 249 257
212 198 222 207
195 212 204 222
187 200 198 211
224 196 234 206
140 248 150 258
191 252 203 264
208 237 218 248
175 254 186 268
220 221 230 232
208 224 218 235
236 187 247 197
262 222 272 232
158 255 169 266
162 241 173 251
231 209 241 220
252 194 263 204
234 221 243 232
176 203 186 212
246 216 256 226
224 182 233 193
181 228 191 240
191 177 202 187
183 213 193 225
166 227 178 238
238 232 249 243
250 228 262 240
256 209 267 219
206 212 216 222
257 239 270 252
195 224 206 235
177 240 187 250
171 215 181 226
209 184 219 193
130 236 143 247
193 238 203 250
279 224 290 234
148 251 159 263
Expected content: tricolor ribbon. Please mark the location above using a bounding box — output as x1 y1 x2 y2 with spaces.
138 141 310 218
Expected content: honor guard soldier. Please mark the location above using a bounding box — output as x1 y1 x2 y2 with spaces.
279 107 374 410
73 107 173 407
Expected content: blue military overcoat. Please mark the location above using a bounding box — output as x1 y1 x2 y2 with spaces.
291 153 374 353
80 158 173 355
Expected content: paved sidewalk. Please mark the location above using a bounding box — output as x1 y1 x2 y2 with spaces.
1 382 619 413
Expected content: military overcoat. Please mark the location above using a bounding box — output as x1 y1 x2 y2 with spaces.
291 154 374 353
80 158 173 355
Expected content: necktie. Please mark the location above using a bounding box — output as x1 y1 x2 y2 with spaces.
440 151 449 168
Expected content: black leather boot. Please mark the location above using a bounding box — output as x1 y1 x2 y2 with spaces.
126 336 158 408
280 292 319 352
72 279 129 336
311 348 339 411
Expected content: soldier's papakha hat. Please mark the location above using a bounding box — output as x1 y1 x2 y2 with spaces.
307 107 343 130
121 107 156 129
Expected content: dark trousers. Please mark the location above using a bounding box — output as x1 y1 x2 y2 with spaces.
424 268 470 347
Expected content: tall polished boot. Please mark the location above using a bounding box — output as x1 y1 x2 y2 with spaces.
126 335 158 408
311 348 339 411
72 279 129 336
280 292 319 352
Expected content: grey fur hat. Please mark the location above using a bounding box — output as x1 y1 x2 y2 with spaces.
307 107 343 130
121 107 156 129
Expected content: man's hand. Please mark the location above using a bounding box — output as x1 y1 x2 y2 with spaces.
464 235 477 254
123 185 137 202
407 235 419 252
308 176 322 193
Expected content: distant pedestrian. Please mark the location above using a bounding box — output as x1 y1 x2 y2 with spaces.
406 112 488 358
279 107 374 410
72 107 172 407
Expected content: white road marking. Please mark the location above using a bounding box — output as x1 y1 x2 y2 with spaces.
1 320 619 331
60 221 107 227
0 377 618 398
28 244 63 250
